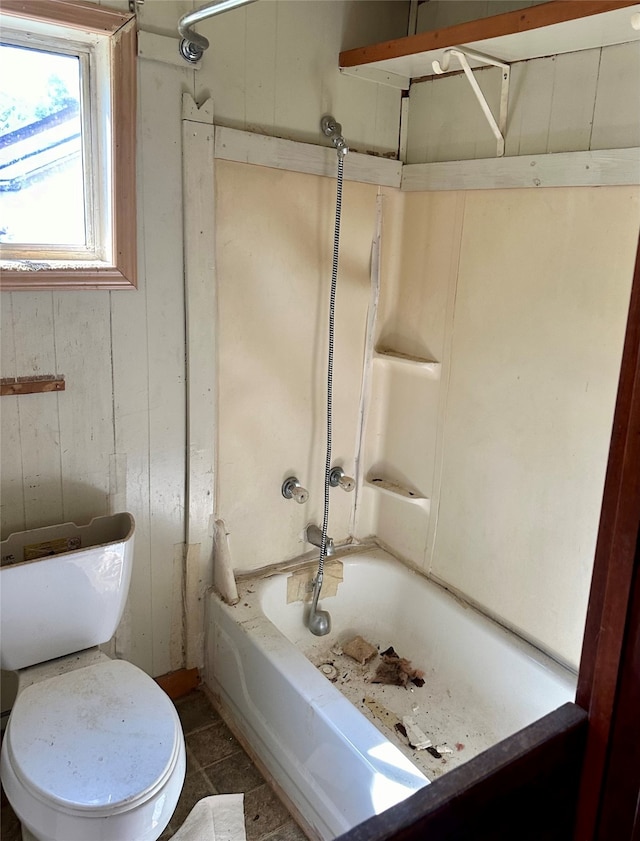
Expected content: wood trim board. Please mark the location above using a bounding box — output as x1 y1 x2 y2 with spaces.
0 0 133 34
0 376 65 396
214 126 403 189
182 95 217 671
401 148 640 191
213 128 639 192
574 226 640 839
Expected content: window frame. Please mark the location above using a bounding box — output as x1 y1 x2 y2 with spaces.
0 0 137 290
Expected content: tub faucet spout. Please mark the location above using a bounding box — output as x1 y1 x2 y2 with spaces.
306 524 334 556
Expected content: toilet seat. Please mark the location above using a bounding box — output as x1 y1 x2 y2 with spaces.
4 659 182 817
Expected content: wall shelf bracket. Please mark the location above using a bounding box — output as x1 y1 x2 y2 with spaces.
432 48 510 157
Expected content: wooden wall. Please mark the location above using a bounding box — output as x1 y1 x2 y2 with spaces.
0 0 408 685
407 41 640 163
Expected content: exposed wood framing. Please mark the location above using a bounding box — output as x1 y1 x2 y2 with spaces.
214 126 402 188
401 148 640 191
1 376 65 396
182 94 216 671
155 667 201 700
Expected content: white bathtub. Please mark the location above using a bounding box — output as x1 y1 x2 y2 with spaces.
205 547 576 840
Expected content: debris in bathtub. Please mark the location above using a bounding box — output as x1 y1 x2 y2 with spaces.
455 743 465 752
343 635 377 665
426 746 443 759
395 722 408 739
318 662 338 681
402 716 432 750
372 646 425 687
363 697 402 731
330 644 343 656
436 744 454 755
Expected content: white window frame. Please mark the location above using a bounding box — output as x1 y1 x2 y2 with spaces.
0 0 137 290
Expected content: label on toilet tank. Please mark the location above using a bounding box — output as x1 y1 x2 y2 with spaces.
23 536 81 560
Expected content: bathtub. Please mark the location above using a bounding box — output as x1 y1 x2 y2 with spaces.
205 547 576 840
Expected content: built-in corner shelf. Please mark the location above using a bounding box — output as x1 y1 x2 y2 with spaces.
339 1 640 89
374 348 441 376
365 475 430 509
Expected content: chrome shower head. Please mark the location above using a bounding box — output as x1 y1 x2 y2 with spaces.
308 603 331 636
307 574 331 636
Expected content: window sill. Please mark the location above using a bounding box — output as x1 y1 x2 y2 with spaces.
0 263 137 291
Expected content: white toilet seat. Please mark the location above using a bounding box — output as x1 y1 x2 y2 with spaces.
1 659 185 841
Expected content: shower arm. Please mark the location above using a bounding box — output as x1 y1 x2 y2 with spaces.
178 0 258 63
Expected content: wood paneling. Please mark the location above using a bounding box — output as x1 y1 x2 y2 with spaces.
575 227 640 839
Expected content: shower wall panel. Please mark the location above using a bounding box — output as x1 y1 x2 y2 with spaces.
215 160 378 572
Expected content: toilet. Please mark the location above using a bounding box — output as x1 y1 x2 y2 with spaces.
0 513 186 841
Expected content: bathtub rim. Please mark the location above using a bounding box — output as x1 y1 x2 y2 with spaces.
228 538 579 677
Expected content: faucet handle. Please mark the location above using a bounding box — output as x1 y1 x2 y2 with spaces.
329 466 355 492
282 476 309 504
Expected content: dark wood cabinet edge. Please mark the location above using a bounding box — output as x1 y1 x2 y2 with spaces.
335 703 587 841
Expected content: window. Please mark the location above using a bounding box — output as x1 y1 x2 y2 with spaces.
0 1 137 290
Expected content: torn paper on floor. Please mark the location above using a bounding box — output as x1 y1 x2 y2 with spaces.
171 794 246 841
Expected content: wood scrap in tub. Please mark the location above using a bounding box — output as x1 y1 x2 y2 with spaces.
286 560 343 603
342 635 377 665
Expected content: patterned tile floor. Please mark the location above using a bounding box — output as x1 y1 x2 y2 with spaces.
1 688 308 841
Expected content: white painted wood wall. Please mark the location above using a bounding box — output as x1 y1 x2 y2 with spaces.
0 0 408 684
407 43 640 163
2 0 640 688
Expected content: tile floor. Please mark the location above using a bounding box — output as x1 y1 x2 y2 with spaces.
1 688 308 841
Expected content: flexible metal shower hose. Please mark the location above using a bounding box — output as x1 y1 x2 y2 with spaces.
317 152 344 588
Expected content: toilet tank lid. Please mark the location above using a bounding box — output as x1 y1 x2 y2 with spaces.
4 659 183 816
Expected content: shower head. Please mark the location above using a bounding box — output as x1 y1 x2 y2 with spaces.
307 574 331 636
321 115 349 157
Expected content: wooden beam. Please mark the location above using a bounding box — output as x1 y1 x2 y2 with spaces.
182 95 216 671
401 148 640 192
1 376 65 396
214 126 402 188
575 227 640 839
339 1 638 68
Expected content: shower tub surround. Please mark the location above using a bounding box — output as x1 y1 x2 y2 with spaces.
205 547 575 840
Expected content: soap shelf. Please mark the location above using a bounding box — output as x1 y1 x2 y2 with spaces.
374 348 441 375
366 475 430 509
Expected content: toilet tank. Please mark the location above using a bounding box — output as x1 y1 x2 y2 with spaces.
0 513 135 671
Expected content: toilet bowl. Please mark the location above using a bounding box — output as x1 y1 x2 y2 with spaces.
0 514 186 841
